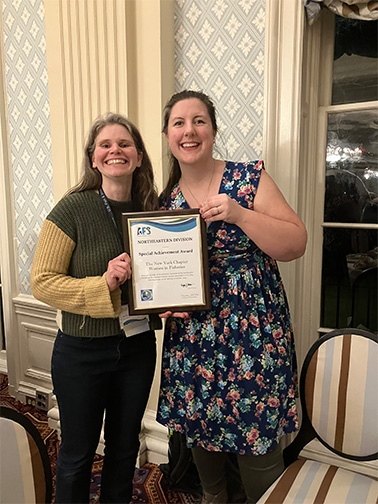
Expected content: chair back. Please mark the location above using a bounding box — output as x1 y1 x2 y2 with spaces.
301 328 378 460
0 406 52 504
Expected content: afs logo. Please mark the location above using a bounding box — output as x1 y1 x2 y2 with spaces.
137 226 151 236
141 289 153 301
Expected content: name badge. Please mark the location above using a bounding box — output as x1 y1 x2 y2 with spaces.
119 305 150 337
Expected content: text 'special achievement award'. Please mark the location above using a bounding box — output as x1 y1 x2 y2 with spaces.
122 209 211 315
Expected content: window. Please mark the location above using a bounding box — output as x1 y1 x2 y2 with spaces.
320 16 377 333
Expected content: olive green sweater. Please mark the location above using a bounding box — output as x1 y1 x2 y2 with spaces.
31 190 162 337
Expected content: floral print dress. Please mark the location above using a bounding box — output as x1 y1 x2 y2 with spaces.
157 160 298 455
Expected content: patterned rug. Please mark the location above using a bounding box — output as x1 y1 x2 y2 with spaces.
0 373 197 504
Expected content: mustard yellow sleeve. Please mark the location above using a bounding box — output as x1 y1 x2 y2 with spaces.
31 219 121 318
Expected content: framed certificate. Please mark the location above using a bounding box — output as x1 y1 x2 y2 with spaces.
122 209 211 315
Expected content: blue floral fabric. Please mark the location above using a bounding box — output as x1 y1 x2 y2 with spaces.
157 160 298 455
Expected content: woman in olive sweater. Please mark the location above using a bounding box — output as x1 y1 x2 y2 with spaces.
31 113 161 504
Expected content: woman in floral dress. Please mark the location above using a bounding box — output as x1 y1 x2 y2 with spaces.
157 90 307 504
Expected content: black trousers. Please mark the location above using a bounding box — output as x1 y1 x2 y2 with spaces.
52 330 156 504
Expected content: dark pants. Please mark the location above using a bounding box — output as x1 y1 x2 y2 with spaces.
52 330 156 504
192 444 284 504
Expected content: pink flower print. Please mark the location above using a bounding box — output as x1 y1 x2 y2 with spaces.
256 402 265 413
205 444 219 452
244 371 253 380
201 367 215 382
267 396 280 408
167 392 174 407
217 229 227 239
172 186 180 198
237 185 252 197
249 314 260 327
228 370 235 382
226 389 240 401
190 334 197 343
268 313 274 322
235 346 243 363
246 427 259 445
256 374 264 385
273 327 283 340
266 343 274 353
278 346 286 355
220 306 231 318
226 416 235 423
233 169 241 180
185 389 194 402
279 418 288 428
240 318 248 333
288 405 297 417
224 326 230 336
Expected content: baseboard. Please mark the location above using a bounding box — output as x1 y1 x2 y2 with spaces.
300 439 378 478
141 409 169 465
0 350 7 374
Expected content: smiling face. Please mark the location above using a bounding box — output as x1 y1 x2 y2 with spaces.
165 98 216 168
92 124 143 187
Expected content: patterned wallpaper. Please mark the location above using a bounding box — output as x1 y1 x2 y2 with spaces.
174 0 265 162
2 0 53 295
1 0 265 296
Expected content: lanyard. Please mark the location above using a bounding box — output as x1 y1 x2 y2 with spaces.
99 187 124 248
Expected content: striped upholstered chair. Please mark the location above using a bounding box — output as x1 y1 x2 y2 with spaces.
257 328 378 504
0 406 52 503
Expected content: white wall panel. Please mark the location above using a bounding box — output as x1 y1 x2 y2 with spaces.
44 0 130 201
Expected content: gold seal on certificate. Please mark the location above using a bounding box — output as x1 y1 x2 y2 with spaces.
122 209 211 315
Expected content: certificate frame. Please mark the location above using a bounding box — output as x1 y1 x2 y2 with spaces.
122 209 211 315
